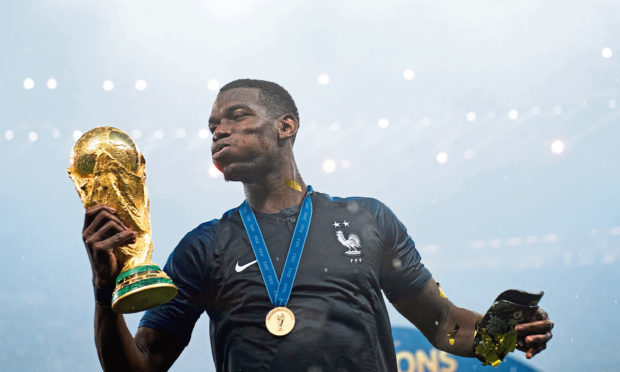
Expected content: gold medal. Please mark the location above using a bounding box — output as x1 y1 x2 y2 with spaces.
266 307 295 336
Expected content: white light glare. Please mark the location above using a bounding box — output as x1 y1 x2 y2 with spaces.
436 152 448 164
552 106 563 115
403 69 415 80
322 159 336 173
551 140 565 154
466 112 477 122
23 78 34 90
72 130 83 141
525 235 538 244
51 128 60 139
307 121 319 131
464 150 473 160
175 128 186 138
318 74 330 85
207 79 220 91
135 80 147 91
47 78 58 90
508 109 519 120
423 244 440 254
601 47 613 59
198 128 210 139
506 237 522 246
132 129 142 139
531 105 541 115
208 164 222 178
471 241 486 249
5 130 14 140
341 160 351 169
153 130 164 140
378 118 389 128
28 131 38 142
602 254 616 264
330 122 341 131
543 233 558 243
421 117 431 127
609 99 617 109
102 80 114 91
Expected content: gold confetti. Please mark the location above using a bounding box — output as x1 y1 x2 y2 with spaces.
474 326 518 368
437 282 447 298
447 324 460 346
285 179 302 191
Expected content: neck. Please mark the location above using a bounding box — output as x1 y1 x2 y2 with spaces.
243 160 307 214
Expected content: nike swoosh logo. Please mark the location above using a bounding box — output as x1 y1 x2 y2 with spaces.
235 260 258 273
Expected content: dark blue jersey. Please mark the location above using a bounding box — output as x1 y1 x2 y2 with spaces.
140 191 432 371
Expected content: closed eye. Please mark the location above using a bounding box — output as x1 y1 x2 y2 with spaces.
231 113 247 121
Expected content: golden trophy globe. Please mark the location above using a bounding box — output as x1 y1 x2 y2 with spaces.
68 126 177 313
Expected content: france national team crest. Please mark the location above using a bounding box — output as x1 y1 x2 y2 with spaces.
332 220 363 263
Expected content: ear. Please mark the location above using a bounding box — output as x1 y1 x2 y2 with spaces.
277 114 299 141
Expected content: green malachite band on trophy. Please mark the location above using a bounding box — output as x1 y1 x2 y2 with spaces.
111 265 178 313
112 277 175 301
116 265 162 283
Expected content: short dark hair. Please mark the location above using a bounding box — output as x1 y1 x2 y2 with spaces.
219 79 300 124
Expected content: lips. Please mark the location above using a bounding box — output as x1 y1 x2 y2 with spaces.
211 143 230 157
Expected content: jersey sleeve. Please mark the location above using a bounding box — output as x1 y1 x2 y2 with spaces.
139 223 214 346
375 201 432 303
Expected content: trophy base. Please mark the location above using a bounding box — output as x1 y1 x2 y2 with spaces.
112 264 178 314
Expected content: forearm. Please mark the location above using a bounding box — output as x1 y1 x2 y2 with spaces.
395 278 553 363
394 279 482 358
95 304 147 372
433 306 481 357
83 205 172 371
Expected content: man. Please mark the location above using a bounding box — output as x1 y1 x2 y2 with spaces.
82 79 553 371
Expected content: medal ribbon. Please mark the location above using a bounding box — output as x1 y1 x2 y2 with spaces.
239 186 313 307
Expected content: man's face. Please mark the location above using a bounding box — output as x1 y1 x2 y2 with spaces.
209 87 279 182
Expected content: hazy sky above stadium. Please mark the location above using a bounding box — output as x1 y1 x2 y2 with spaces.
1 1 618 371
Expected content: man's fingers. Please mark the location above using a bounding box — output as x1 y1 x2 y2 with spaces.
84 204 116 226
524 332 552 346
83 208 127 240
517 331 552 346
515 309 553 359
83 206 120 236
517 329 552 355
515 319 554 334
94 229 137 253
526 343 547 359
89 220 129 245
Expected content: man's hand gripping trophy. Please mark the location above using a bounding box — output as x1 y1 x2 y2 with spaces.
68 126 177 313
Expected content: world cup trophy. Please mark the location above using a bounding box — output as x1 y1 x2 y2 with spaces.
68 126 178 313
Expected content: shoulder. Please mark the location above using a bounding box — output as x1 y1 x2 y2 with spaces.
312 190 406 237
313 190 392 217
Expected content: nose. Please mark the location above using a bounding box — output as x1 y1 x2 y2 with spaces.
212 121 231 142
